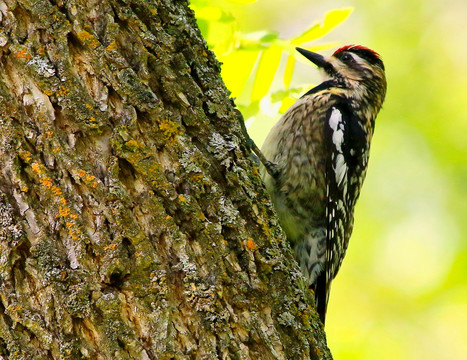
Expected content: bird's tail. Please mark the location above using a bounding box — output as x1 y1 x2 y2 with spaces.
314 271 330 325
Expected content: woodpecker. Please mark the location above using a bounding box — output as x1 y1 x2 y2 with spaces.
259 45 386 324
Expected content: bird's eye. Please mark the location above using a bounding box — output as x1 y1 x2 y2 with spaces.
341 53 353 62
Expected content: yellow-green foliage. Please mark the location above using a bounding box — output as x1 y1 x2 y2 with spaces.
191 0 352 121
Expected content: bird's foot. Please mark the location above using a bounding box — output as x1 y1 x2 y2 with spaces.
263 160 280 179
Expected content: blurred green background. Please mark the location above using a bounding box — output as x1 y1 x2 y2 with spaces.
190 0 467 359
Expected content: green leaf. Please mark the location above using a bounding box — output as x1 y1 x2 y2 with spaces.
237 102 260 122
324 7 353 30
291 7 353 45
279 96 296 114
196 19 209 37
260 32 279 44
220 49 259 97
204 19 239 55
251 47 282 102
283 56 295 89
270 85 314 113
191 6 223 21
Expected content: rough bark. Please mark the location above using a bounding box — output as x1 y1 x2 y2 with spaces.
0 0 332 359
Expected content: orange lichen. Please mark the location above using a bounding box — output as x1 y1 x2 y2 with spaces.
124 139 141 150
104 243 117 251
78 169 86 177
14 49 32 60
106 41 117 51
158 119 181 140
41 177 53 189
31 162 42 174
246 238 258 251
44 89 53 96
68 226 81 240
59 206 70 217
51 185 62 196
76 29 101 48
178 195 186 203
77 30 94 42
20 151 32 163
57 86 69 97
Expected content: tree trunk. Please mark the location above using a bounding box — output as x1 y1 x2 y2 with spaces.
0 0 332 359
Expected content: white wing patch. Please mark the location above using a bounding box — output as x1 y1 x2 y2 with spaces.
329 108 344 152
329 108 341 130
329 108 348 187
335 153 347 185
332 130 344 152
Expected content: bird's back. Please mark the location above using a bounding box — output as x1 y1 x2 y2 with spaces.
261 91 337 282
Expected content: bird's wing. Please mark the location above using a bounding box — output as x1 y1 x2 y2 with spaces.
315 103 367 324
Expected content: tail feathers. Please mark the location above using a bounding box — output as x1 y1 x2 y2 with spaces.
314 271 329 325
292 229 329 324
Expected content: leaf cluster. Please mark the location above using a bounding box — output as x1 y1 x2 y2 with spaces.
191 1 352 120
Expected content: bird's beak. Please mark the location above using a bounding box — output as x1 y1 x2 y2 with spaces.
296 47 329 68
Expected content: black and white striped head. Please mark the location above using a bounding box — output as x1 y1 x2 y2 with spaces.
297 45 387 109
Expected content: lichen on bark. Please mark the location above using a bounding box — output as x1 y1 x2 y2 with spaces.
0 0 332 359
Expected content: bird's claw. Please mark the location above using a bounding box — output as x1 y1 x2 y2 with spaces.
264 161 280 179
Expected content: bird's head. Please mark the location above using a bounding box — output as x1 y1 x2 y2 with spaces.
297 45 387 109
